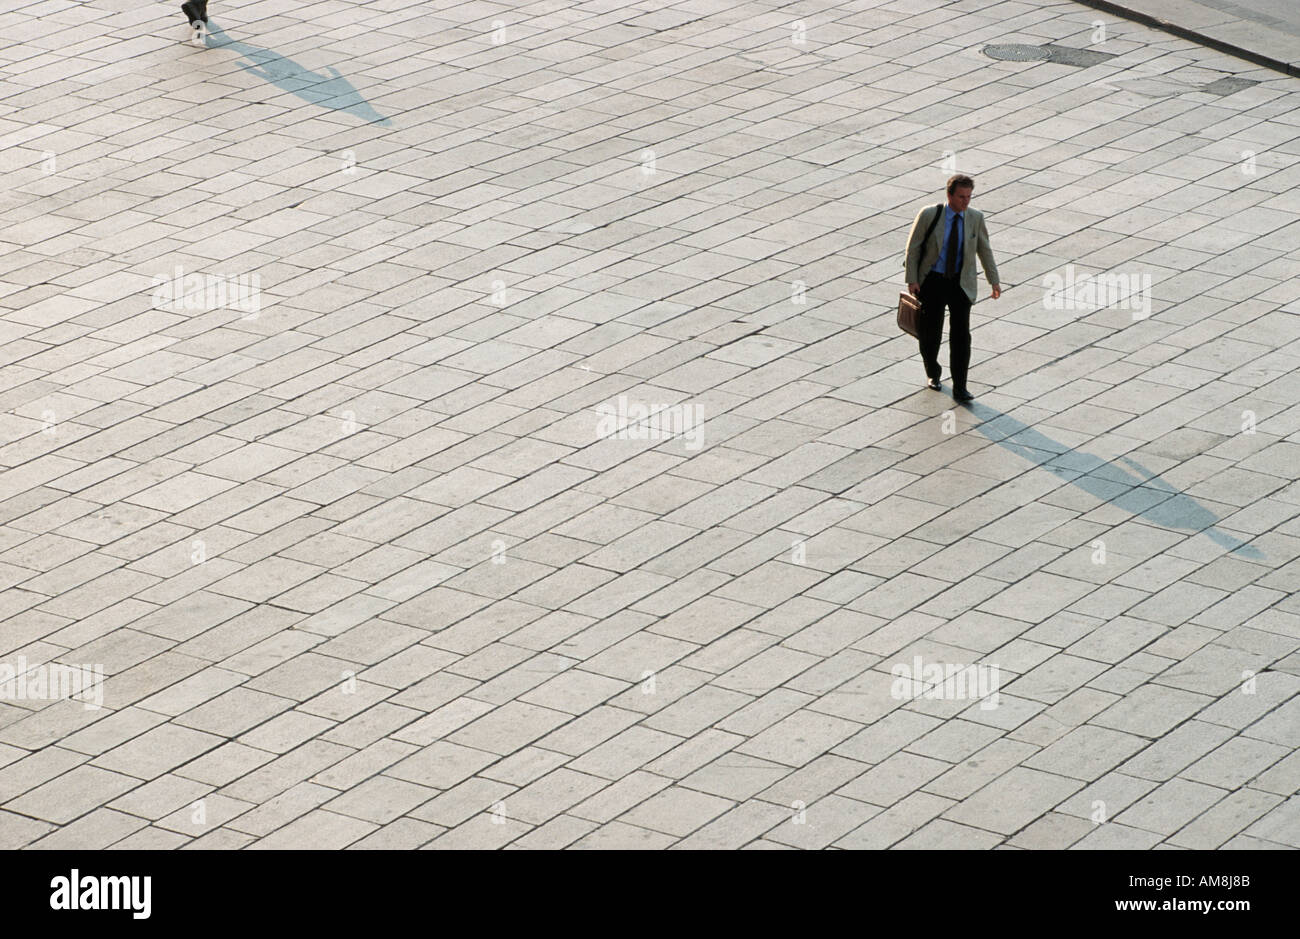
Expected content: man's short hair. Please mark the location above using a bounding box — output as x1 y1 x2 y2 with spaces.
947 174 975 195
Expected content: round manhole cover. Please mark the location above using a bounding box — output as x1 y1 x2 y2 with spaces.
983 44 1049 62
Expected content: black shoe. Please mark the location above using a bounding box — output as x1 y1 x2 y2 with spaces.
926 378 940 391
953 388 974 402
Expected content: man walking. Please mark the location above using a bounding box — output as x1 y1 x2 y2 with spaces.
905 175 1001 402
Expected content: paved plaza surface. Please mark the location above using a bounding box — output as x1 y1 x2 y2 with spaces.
1077 0 1300 76
0 0 1297 851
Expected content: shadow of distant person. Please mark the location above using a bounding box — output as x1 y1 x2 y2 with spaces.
963 400 1264 559
202 19 392 126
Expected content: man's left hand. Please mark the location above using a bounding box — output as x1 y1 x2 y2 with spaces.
991 285 1001 299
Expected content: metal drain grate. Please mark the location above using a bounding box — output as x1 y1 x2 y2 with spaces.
983 43 1050 62
982 43 1116 67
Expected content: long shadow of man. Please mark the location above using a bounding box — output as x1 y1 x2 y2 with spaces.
963 401 1263 559
201 19 392 126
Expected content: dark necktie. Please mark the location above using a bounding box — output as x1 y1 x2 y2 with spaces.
945 212 961 278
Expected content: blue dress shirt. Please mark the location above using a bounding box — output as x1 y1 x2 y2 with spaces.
931 206 964 276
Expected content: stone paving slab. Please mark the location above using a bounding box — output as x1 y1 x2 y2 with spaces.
0 0 1297 850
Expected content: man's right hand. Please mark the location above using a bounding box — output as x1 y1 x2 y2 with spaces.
908 282 920 297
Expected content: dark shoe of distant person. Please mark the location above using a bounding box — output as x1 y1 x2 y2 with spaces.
953 388 974 403
926 378 940 391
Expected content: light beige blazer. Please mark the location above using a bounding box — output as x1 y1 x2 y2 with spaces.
905 204 1000 303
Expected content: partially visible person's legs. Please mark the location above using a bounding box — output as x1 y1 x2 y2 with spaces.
181 0 208 24
946 281 972 394
918 271 947 385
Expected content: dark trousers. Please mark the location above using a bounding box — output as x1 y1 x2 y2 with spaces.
918 270 972 392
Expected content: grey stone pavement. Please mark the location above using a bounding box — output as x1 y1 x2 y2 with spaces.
1076 0 1300 76
0 0 1297 851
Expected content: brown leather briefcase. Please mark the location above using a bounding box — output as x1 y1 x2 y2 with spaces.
897 290 922 339
897 202 945 339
